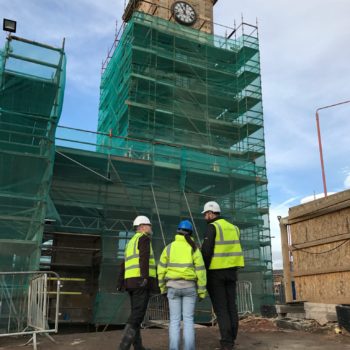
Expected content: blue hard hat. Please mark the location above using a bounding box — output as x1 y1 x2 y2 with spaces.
177 220 193 232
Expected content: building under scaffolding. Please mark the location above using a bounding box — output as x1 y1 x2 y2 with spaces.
0 0 273 327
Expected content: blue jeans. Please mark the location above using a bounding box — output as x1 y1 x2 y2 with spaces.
167 287 197 350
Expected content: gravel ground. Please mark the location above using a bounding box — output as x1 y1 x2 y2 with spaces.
1 318 350 350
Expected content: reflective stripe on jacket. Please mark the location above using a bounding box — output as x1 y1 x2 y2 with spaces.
124 232 156 279
209 219 244 270
157 234 207 298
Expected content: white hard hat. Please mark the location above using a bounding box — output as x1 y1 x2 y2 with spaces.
202 201 221 214
133 215 151 227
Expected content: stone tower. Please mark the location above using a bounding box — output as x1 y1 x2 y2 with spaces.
123 0 218 33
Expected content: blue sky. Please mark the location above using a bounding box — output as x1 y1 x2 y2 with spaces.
2 0 350 267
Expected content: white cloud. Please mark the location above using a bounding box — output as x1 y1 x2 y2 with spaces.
1 0 122 94
215 0 350 182
345 175 350 189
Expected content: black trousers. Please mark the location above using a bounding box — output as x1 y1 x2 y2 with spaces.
207 268 238 347
127 287 150 329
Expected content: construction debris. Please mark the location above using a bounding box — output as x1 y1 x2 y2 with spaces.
240 316 278 332
305 302 338 326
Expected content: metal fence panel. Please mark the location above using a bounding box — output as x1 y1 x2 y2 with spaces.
236 281 254 315
0 271 60 349
142 280 254 328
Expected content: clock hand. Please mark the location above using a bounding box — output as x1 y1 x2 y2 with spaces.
185 4 189 15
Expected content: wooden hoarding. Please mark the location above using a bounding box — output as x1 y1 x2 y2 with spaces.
283 190 350 303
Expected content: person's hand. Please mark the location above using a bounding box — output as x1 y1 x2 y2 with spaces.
139 278 148 288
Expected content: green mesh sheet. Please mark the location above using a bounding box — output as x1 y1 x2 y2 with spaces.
0 36 66 272
0 274 30 334
0 12 273 326
51 12 273 321
93 292 130 325
98 12 264 157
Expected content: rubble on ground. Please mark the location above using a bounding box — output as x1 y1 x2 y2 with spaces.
239 315 278 332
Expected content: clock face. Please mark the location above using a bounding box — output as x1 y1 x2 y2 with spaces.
172 1 197 26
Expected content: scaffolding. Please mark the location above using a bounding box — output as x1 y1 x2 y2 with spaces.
0 8 273 325
0 35 66 272
99 11 271 319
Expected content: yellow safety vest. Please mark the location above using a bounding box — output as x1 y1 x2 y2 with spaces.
209 219 245 270
124 232 156 279
157 234 207 298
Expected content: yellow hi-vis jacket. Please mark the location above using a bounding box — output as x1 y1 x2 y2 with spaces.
209 219 245 270
157 234 207 298
124 232 156 279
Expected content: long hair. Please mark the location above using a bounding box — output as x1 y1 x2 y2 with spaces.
183 232 197 252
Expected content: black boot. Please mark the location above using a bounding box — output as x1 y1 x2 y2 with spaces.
133 328 151 350
118 324 136 350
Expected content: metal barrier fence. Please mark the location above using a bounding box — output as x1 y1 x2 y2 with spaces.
236 281 254 315
143 294 169 328
142 280 254 328
0 271 60 350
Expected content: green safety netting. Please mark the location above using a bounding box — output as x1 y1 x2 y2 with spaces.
52 12 272 323
95 12 273 319
0 36 65 332
0 10 273 326
0 36 66 272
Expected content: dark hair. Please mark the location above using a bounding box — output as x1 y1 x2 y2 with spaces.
183 232 197 252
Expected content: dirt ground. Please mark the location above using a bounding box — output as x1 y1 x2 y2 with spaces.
1 318 350 350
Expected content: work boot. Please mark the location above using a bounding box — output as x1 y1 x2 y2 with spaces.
133 328 151 350
118 324 136 350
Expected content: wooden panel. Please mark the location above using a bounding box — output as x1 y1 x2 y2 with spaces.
287 189 350 303
290 233 350 250
289 190 350 220
290 208 350 244
295 272 350 304
280 220 293 302
293 265 350 277
292 237 350 277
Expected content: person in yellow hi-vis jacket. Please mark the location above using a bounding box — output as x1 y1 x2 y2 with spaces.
117 215 157 350
201 201 245 350
158 220 206 350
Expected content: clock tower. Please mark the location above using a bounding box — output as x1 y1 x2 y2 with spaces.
97 0 274 319
123 0 218 33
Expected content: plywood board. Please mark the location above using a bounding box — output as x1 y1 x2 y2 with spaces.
287 191 350 303
292 238 350 275
289 189 350 220
295 272 350 304
290 208 350 244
